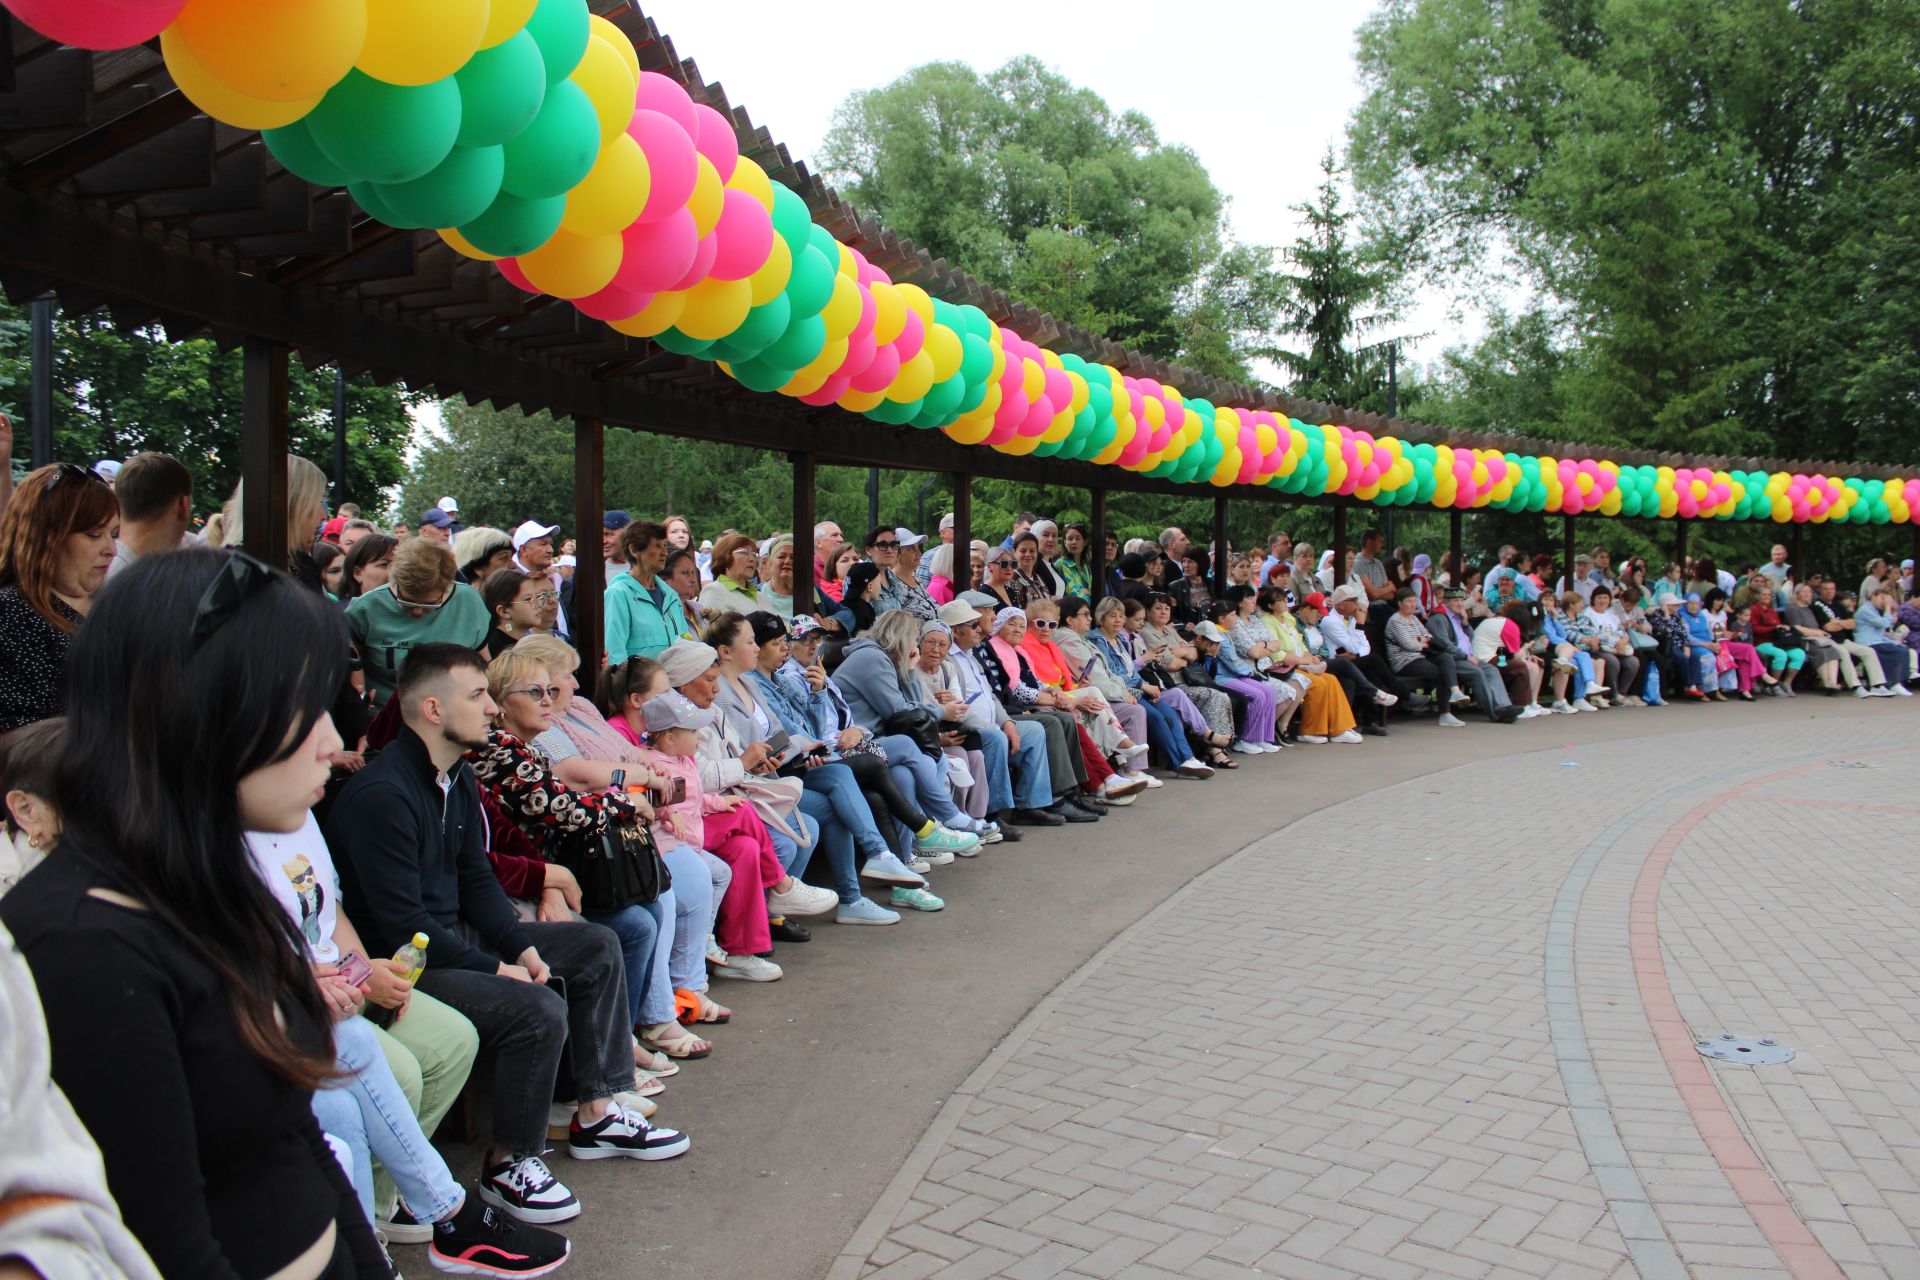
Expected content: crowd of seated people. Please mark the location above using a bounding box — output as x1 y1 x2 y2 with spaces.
2 443 1917 1279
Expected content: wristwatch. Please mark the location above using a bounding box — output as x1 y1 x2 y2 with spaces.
610 768 626 790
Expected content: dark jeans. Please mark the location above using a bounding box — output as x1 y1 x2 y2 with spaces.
582 902 660 1031
415 920 630 1159
1395 653 1460 697
1011 706 1084 794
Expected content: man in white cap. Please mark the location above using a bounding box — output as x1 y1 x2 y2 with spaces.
512 519 567 638
935 600 1056 831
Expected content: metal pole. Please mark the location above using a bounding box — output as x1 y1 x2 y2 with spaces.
1449 510 1464 586
1383 342 1398 551
29 298 53 468
1332 505 1348 593
241 337 289 566
1090 488 1108 603
1676 520 1689 581
1562 515 1576 595
866 465 880 536
1211 494 1229 598
572 417 604 696
949 471 971 595
330 366 349 506
791 451 816 617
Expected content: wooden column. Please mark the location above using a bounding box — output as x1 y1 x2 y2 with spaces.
791 450 816 617
572 416 604 697
1212 494 1230 597
29 298 52 468
948 470 971 596
1562 516 1576 594
1332 505 1348 593
241 336 288 566
1676 520 1689 579
1790 525 1804 588
1449 510 1464 585
1090 488 1109 603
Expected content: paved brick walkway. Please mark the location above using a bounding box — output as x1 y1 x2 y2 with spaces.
828 719 1920 1280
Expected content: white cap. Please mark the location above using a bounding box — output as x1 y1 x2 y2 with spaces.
437 495 460 514
895 527 927 548
512 519 559 551
1329 583 1366 608
554 555 577 568
1194 621 1227 643
92 459 122 481
938 512 955 531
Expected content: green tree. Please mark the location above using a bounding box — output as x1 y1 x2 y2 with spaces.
1275 153 1399 407
0 304 417 516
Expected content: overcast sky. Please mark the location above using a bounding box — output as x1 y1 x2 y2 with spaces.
643 0 1477 373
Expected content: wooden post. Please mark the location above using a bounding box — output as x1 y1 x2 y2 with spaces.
1562 515 1576 595
1332 505 1348 592
572 416 604 698
1449 510 1464 586
1676 520 1689 580
791 450 816 617
1790 525 1804 590
1212 494 1230 598
948 471 971 596
29 298 52 468
241 336 288 567
1090 488 1109 602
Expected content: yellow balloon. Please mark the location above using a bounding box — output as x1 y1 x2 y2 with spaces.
944 416 995 446
795 336 848 382
675 275 753 340
610 289 685 337
1020 358 1045 402
839 386 888 413
893 282 934 328
996 433 1041 456
923 324 963 381
1039 347 1062 372
174 0 368 103
818 273 862 341
586 14 640 85
481 0 540 47
439 226 501 261
686 154 724 238
571 36 639 146
561 134 650 237
747 236 793 306
358 0 488 86
835 243 858 279
162 27 321 129
869 283 907 346
724 157 774 212
518 228 621 298
889 350 935 403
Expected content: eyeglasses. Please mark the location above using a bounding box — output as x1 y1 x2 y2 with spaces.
508 684 561 702
392 585 453 611
45 462 106 493
526 591 559 605
190 550 274 653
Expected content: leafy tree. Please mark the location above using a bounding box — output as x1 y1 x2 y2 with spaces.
1275 153 1399 407
0 304 417 516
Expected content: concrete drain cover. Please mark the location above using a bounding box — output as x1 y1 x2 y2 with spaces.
1828 760 1872 769
1697 1034 1794 1066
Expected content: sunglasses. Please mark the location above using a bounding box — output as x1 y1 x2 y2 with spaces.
991 560 1015 570
392 585 453 612
45 461 107 492
190 550 274 654
525 591 559 605
509 684 561 702
871 541 899 550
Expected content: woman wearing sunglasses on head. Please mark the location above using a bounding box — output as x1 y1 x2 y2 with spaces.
346 536 490 710
0 462 120 734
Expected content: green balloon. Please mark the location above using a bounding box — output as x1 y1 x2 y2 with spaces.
728 356 798 394
454 30 547 148
769 182 813 257
307 71 462 185
374 145 504 230
266 118 353 187
917 373 968 423
457 189 565 256
758 312 826 369
783 246 837 318
653 328 716 358
500 79 599 199
709 295 791 362
867 396 923 426
806 223 841 265
958 334 994 384
523 0 589 85
349 180 416 228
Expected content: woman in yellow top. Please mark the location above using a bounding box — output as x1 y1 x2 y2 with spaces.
1257 586 1361 744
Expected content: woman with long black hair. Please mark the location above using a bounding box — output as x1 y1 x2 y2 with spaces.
0 549 389 1278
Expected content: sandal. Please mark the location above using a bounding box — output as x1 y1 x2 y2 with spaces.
640 1021 712 1060
677 988 732 1025
1209 750 1238 770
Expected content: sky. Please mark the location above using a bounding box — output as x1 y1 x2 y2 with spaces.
640 0 1479 371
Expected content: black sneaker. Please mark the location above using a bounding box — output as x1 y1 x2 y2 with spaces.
568 1101 691 1161
478 1156 580 1224
431 1196 571 1276
769 917 812 943
382 1199 432 1246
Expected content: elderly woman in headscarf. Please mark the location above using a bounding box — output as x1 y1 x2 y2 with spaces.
908 617 994 821
1315 549 1337 593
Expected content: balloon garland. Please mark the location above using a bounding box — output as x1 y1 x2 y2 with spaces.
11 0 1916 526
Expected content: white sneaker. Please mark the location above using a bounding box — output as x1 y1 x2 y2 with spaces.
1871 686 1898 697
1118 741 1151 760
1372 690 1399 706
479 1156 580 1224
704 936 726 967
1586 684 1609 696
1551 699 1575 714
1332 729 1364 744
908 856 933 873
1437 712 1465 727
766 881 838 918
1130 772 1165 788
859 849 927 886
917 847 955 866
1853 686 1871 698
1257 742 1281 753
1230 741 1263 754
1297 734 1329 744
1573 698 1598 712
1101 774 1149 798
1895 685 1914 697
710 953 782 982
1448 687 1473 705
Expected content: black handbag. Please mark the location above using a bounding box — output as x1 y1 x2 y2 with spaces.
882 706 944 758
1771 626 1805 651
567 821 669 912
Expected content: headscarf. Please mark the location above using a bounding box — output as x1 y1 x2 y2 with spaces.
660 640 718 688
988 607 1027 681
919 618 951 639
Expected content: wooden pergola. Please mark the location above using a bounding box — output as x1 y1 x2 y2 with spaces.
0 2 1876 694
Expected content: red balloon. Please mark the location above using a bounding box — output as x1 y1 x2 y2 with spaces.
627 109 698 224
5 0 182 49
690 102 738 184
706 188 774 281
613 209 699 293
495 257 539 293
837 327 877 380
894 309 925 362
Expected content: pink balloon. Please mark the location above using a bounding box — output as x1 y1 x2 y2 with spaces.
849 342 900 394
1017 395 1055 438
614 209 699 293
991 387 1029 438
854 284 876 335
668 232 717 292
800 374 850 407
496 257 539 293
689 103 738 184
627 110 699 224
838 327 877 380
573 283 652 322
894 310 925 363
5 0 181 48
856 259 887 289
633 72 698 135
706 188 774 280
1042 367 1071 411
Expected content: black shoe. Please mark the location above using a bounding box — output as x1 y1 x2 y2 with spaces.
1010 807 1066 826
1071 789 1109 810
1058 804 1099 823
432 1196 571 1275
991 816 1025 841
1361 724 1389 737
769 917 811 943
1493 704 1522 723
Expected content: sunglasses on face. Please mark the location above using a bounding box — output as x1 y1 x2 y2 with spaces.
992 560 1015 570
871 541 899 550
1031 619 1057 630
509 685 561 702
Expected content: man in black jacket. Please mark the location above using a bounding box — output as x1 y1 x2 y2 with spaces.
328 644 688 1227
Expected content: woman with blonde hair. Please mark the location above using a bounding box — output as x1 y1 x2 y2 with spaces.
452 525 514 584
345 537 488 707
216 454 327 561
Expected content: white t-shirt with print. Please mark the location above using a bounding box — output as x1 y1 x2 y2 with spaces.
245 811 341 964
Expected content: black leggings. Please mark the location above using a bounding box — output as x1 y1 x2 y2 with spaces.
838 748 928 834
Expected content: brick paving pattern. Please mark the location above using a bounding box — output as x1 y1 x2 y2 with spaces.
829 719 1920 1279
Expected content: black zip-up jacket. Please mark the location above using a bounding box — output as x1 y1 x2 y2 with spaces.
326 724 532 972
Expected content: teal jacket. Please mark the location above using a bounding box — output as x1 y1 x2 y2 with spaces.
604 572 690 662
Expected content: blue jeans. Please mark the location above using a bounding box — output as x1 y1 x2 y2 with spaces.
659 843 722 997
767 809 817 879
583 901 660 1032
877 733 966 826
793 787 866 902
313 1015 463 1224
638 893 675 1026
1139 696 1189 765
997 720 1051 809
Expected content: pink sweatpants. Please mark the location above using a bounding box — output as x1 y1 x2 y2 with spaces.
702 803 780 957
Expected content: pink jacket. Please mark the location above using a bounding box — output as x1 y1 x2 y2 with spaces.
636 745 730 849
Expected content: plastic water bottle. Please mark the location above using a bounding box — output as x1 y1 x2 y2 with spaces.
1644 662 1662 704
393 932 429 985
